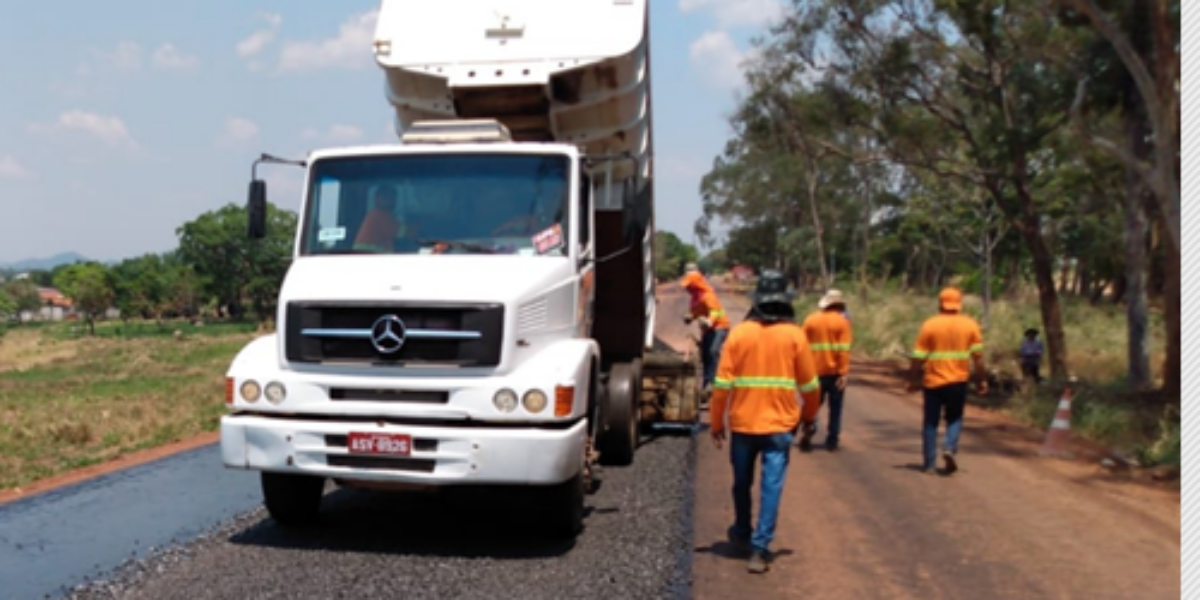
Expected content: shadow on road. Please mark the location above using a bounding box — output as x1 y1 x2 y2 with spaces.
856 417 1049 462
694 541 794 562
227 484 579 559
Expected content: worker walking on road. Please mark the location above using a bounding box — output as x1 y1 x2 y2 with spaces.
906 287 988 475
802 289 853 452
681 263 730 400
710 270 821 574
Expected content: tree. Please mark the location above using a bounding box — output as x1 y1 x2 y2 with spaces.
3 279 42 317
653 231 699 281
1057 0 1179 393
0 287 16 320
53 263 114 335
176 202 297 321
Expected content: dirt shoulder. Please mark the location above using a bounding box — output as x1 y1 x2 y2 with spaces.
691 288 1179 599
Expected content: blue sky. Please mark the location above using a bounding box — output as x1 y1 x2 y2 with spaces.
0 0 785 263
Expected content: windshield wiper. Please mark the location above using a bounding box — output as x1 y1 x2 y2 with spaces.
417 239 496 254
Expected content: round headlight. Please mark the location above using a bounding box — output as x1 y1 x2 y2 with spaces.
240 380 261 403
265 381 287 405
493 389 518 413
522 389 548 413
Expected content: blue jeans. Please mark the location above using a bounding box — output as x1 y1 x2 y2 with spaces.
729 431 793 553
700 327 729 387
819 375 845 447
922 383 968 468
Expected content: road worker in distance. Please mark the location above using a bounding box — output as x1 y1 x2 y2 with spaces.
680 262 730 405
710 269 821 574
801 289 853 452
906 287 987 475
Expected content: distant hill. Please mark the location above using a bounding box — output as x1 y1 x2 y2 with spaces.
0 252 90 273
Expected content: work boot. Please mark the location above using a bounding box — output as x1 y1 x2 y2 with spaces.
747 549 770 574
798 428 815 453
942 451 958 475
726 525 750 557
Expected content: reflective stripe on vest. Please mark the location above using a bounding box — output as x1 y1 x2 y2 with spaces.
912 347 982 360
713 375 820 393
810 343 852 352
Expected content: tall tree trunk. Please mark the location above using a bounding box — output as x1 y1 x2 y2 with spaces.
804 158 830 289
1004 253 1022 298
1163 240 1180 396
1123 102 1152 390
1003 166 1070 380
982 228 993 329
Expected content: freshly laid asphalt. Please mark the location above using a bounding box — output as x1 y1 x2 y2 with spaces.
0 445 261 600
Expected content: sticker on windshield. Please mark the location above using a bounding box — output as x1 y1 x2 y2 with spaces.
532 224 564 254
318 226 346 243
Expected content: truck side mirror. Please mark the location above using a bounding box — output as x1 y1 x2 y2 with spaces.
248 179 267 239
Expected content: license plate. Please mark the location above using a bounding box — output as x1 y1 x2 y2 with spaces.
347 432 412 456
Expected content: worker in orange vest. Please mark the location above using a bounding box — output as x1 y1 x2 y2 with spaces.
801 289 853 452
354 186 405 252
906 287 988 475
710 270 821 574
680 263 730 398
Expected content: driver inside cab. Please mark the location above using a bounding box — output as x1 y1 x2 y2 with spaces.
353 185 406 253
491 187 567 255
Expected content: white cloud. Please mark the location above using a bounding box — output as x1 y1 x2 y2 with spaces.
689 31 748 90
76 41 142 75
277 10 378 72
100 41 142 71
678 0 785 29
220 117 260 146
151 44 199 70
238 12 282 58
302 124 364 144
33 110 139 148
0 155 35 180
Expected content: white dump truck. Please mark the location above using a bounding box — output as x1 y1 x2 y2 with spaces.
221 0 698 537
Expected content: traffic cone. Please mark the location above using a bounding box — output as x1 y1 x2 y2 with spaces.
1037 387 1074 459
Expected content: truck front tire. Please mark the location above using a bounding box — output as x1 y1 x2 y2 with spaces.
261 472 325 526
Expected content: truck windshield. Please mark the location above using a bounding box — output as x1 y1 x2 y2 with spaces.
300 153 571 257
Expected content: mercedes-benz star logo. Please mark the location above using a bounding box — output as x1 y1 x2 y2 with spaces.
370 314 407 355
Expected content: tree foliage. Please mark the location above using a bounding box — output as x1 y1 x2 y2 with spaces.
653 231 699 281
695 0 1179 393
176 202 296 320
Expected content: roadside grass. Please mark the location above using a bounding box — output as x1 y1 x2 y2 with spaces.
791 284 1177 470
0 322 256 489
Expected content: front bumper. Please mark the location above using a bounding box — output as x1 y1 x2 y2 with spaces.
220 414 587 486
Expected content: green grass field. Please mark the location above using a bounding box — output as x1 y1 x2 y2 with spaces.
0 321 257 489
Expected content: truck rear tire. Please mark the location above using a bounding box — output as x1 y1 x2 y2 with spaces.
599 361 639 466
261 472 325 526
545 471 585 538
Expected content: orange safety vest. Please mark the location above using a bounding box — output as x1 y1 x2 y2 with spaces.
802 309 853 376
354 209 402 252
710 320 822 435
691 289 730 330
912 313 984 388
